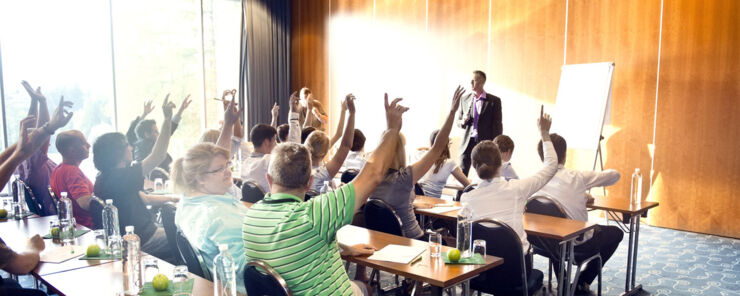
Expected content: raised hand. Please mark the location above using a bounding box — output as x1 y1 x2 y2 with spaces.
224 96 241 127
47 96 74 131
21 81 46 103
16 116 37 157
221 89 238 111
142 100 155 118
271 102 279 118
176 94 192 116
450 85 465 112
384 93 409 130
346 94 356 114
162 94 175 119
537 105 552 135
289 91 300 111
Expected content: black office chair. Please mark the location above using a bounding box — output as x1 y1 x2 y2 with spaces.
175 228 212 280
304 189 319 202
340 169 359 184
456 183 478 201
470 219 543 296
15 181 43 216
241 181 266 203
244 260 293 296
88 197 106 229
364 199 404 237
414 183 425 196
525 196 603 295
159 202 183 265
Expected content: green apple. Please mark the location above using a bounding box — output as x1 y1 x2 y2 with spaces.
152 274 169 291
0 209 7 219
86 244 101 257
448 248 461 262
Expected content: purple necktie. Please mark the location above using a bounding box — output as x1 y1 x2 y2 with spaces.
473 95 484 138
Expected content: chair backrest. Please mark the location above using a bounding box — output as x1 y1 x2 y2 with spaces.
363 199 404 236
175 228 212 280
304 189 319 202
17 181 44 216
159 202 183 265
340 169 359 184
241 181 266 203
244 260 293 296
413 183 425 196
88 197 106 229
525 196 567 218
472 218 529 294
456 183 478 201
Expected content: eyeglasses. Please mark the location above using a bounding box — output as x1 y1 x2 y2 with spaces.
203 162 232 175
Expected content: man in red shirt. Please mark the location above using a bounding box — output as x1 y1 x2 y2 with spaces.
50 130 94 228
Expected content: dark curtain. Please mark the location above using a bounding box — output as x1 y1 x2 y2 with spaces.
239 0 291 133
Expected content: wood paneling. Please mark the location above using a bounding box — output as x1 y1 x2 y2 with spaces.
566 0 661 203
652 0 740 237
291 0 330 105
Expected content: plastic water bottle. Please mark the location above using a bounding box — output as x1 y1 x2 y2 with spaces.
122 226 142 295
456 202 474 258
57 192 75 242
630 168 643 207
11 177 23 219
102 199 122 257
213 244 237 296
320 181 331 195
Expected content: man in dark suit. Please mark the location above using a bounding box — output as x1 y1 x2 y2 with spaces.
457 70 503 176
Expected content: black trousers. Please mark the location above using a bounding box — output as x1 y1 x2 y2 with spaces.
0 278 46 296
532 224 624 285
460 139 478 176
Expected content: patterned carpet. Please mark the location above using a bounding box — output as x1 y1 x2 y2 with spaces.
361 223 740 296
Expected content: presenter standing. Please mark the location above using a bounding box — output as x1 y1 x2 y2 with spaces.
457 70 503 176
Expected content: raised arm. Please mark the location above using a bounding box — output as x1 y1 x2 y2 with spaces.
351 94 408 212
141 95 174 176
126 100 154 145
325 94 355 177
171 94 191 135
217 97 241 151
286 91 302 143
270 103 279 128
411 86 465 183
518 106 557 198
20 81 40 124
329 97 348 146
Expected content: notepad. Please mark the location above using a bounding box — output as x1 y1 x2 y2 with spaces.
422 206 461 214
367 244 426 264
40 245 85 263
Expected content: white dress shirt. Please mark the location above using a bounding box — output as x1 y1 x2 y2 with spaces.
342 151 366 171
460 141 558 253
500 161 519 181
241 152 270 193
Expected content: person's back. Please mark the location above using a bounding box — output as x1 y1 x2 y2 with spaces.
419 159 457 198
241 124 277 193
535 166 619 221
368 166 422 238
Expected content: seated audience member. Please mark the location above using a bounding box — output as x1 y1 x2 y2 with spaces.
298 87 328 130
276 124 290 142
368 87 465 239
532 133 623 294
460 108 555 273
14 81 59 216
342 129 366 171
174 102 249 293
419 129 471 198
493 134 519 180
301 126 316 144
241 124 277 193
201 128 250 161
243 95 408 296
126 95 191 178
50 130 95 228
304 94 356 191
199 129 242 198
0 236 46 296
93 96 179 261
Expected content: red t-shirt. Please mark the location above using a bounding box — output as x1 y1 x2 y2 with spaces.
50 163 94 228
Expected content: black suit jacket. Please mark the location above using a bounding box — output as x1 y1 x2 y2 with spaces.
457 92 503 152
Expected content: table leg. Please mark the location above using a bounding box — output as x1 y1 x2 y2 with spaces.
462 280 470 296
621 214 644 296
631 215 640 288
431 286 443 296
420 215 427 231
565 241 575 296
557 242 567 296
624 214 635 293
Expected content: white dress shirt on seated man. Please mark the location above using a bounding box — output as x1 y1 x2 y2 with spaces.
460 141 558 253
241 152 270 193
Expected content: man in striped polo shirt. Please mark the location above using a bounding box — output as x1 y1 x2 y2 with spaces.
243 95 408 296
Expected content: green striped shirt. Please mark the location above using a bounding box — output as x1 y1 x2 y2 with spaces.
242 184 356 296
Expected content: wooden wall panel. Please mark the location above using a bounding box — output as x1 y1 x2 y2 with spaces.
652 0 740 237
566 0 661 203
291 0 330 107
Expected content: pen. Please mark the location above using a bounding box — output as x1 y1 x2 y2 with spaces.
409 254 423 265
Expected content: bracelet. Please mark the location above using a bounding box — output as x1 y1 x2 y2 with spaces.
41 124 55 135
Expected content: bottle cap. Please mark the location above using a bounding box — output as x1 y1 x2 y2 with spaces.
106 199 113 205
125 225 134 233
61 191 68 198
218 244 229 251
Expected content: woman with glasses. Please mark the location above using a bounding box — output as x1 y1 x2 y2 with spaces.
171 99 249 294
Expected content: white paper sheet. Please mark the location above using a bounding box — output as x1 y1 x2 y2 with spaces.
421 206 461 215
40 245 85 263
367 244 426 264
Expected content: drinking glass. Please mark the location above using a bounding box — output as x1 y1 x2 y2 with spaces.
93 229 107 251
143 256 159 282
60 219 75 243
164 180 172 193
428 232 442 258
154 178 164 192
173 265 190 296
473 239 487 259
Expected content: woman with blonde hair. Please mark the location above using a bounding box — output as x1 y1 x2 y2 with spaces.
367 87 465 239
172 100 250 294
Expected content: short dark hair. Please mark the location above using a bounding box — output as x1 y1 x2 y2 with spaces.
135 119 157 140
250 124 277 148
493 135 515 153
538 133 567 164
93 132 128 172
276 124 289 142
301 126 316 144
473 70 487 81
472 140 501 179
351 129 365 152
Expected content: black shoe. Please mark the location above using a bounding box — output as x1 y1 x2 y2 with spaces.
574 283 595 296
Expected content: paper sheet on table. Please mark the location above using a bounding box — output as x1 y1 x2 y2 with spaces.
422 206 461 214
40 245 85 263
367 244 426 264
